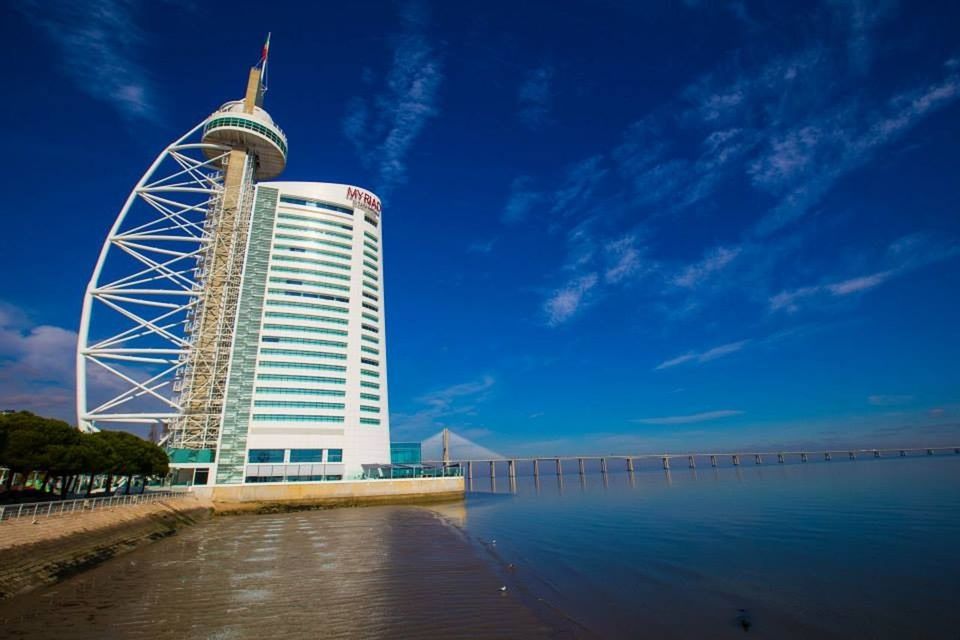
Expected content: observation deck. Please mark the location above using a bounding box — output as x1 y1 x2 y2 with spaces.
201 100 287 179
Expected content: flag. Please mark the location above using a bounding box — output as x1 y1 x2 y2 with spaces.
260 33 271 65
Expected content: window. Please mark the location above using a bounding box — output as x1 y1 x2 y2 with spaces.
286 475 325 482
363 260 378 272
363 270 379 282
262 335 346 348
277 211 352 231
265 300 348 314
248 449 284 463
271 265 350 280
361 381 380 389
362 302 379 312
268 288 350 304
255 387 345 397
290 449 324 463
361 357 380 366
252 414 345 423
361 369 379 378
327 449 343 462
275 234 351 255
253 400 345 410
269 277 350 293
262 323 347 337
264 311 349 325
279 195 353 216
256 374 345 384
272 253 351 272
259 361 346 372
204 116 287 154
246 476 284 483
363 249 378 261
363 230 378 243
361 346 379 355
274 244 351 262
360 417 381 425
260 348 347 360
362 323 379 333
364 213 378 227
360 405 379 413
361 335 379 344
360 393 380 401
363 291 379 301
275 222 352 241
362 312 379 322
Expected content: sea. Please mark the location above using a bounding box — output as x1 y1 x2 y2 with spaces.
1 454 957 639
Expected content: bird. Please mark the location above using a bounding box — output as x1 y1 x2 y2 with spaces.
499 586 507 592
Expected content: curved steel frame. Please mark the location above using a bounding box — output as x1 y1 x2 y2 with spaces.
76 121 230 433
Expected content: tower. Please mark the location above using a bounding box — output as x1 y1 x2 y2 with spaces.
76 41 391 484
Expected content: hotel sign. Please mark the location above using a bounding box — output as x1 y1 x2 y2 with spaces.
346 187 381 214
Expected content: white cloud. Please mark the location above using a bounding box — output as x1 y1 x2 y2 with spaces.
544 274 598 326
654 340 750 370
342 1 443 197
632 410 744 425
673 245 742 288
15 0 160 121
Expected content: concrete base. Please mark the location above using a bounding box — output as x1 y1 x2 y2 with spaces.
192 477 465 514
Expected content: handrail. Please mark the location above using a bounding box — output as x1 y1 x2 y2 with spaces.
0 490 189 522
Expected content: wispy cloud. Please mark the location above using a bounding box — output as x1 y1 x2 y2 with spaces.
544 274 598 326
342 1 443 197
632 410 745 425
15 0 159 121
654 340 750 370
672 245 742 288
517 64 554 129
868 394 914 406
467 239 496 254
770 232 959 312
604 235 648 284
501 176 543 224
390 375 495 440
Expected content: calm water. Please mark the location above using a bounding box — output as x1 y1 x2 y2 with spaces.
1 455 957 638
462 455 960 638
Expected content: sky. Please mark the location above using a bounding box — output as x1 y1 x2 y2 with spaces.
0 0 958 455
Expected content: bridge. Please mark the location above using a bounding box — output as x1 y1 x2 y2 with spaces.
421 430 960 480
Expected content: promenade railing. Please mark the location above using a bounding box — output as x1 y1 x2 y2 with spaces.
0 490 189 522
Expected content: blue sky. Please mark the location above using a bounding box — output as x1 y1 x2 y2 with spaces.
0 0 958 454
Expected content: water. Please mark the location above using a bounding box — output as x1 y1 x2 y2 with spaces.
0 456 957 638
463 455 960 638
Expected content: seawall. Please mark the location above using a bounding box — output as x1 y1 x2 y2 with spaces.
194 476 465 514
0 499 211 601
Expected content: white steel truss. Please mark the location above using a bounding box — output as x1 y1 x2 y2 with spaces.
76 120 231 437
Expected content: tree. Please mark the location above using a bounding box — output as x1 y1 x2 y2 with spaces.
0 412 78 491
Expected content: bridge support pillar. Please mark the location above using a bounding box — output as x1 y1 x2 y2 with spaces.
662 456 670 470
754 454 762 465
710 455 718 467
489 460 496 478
927 449 934 456
801 453 808 462
556 458 563 476
900 450 906 457
824 452 832 461
532 459 539 477
955 448 960 455
600 458 608 474
874 450 880 458
849 451 856 460
508 459 516 479
626 457 635 472
578 458 585 475
732 455 740 466
467 461 473 480
688 455 696 469
777 453 785 463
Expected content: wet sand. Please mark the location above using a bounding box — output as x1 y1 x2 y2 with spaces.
0 505 559 639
